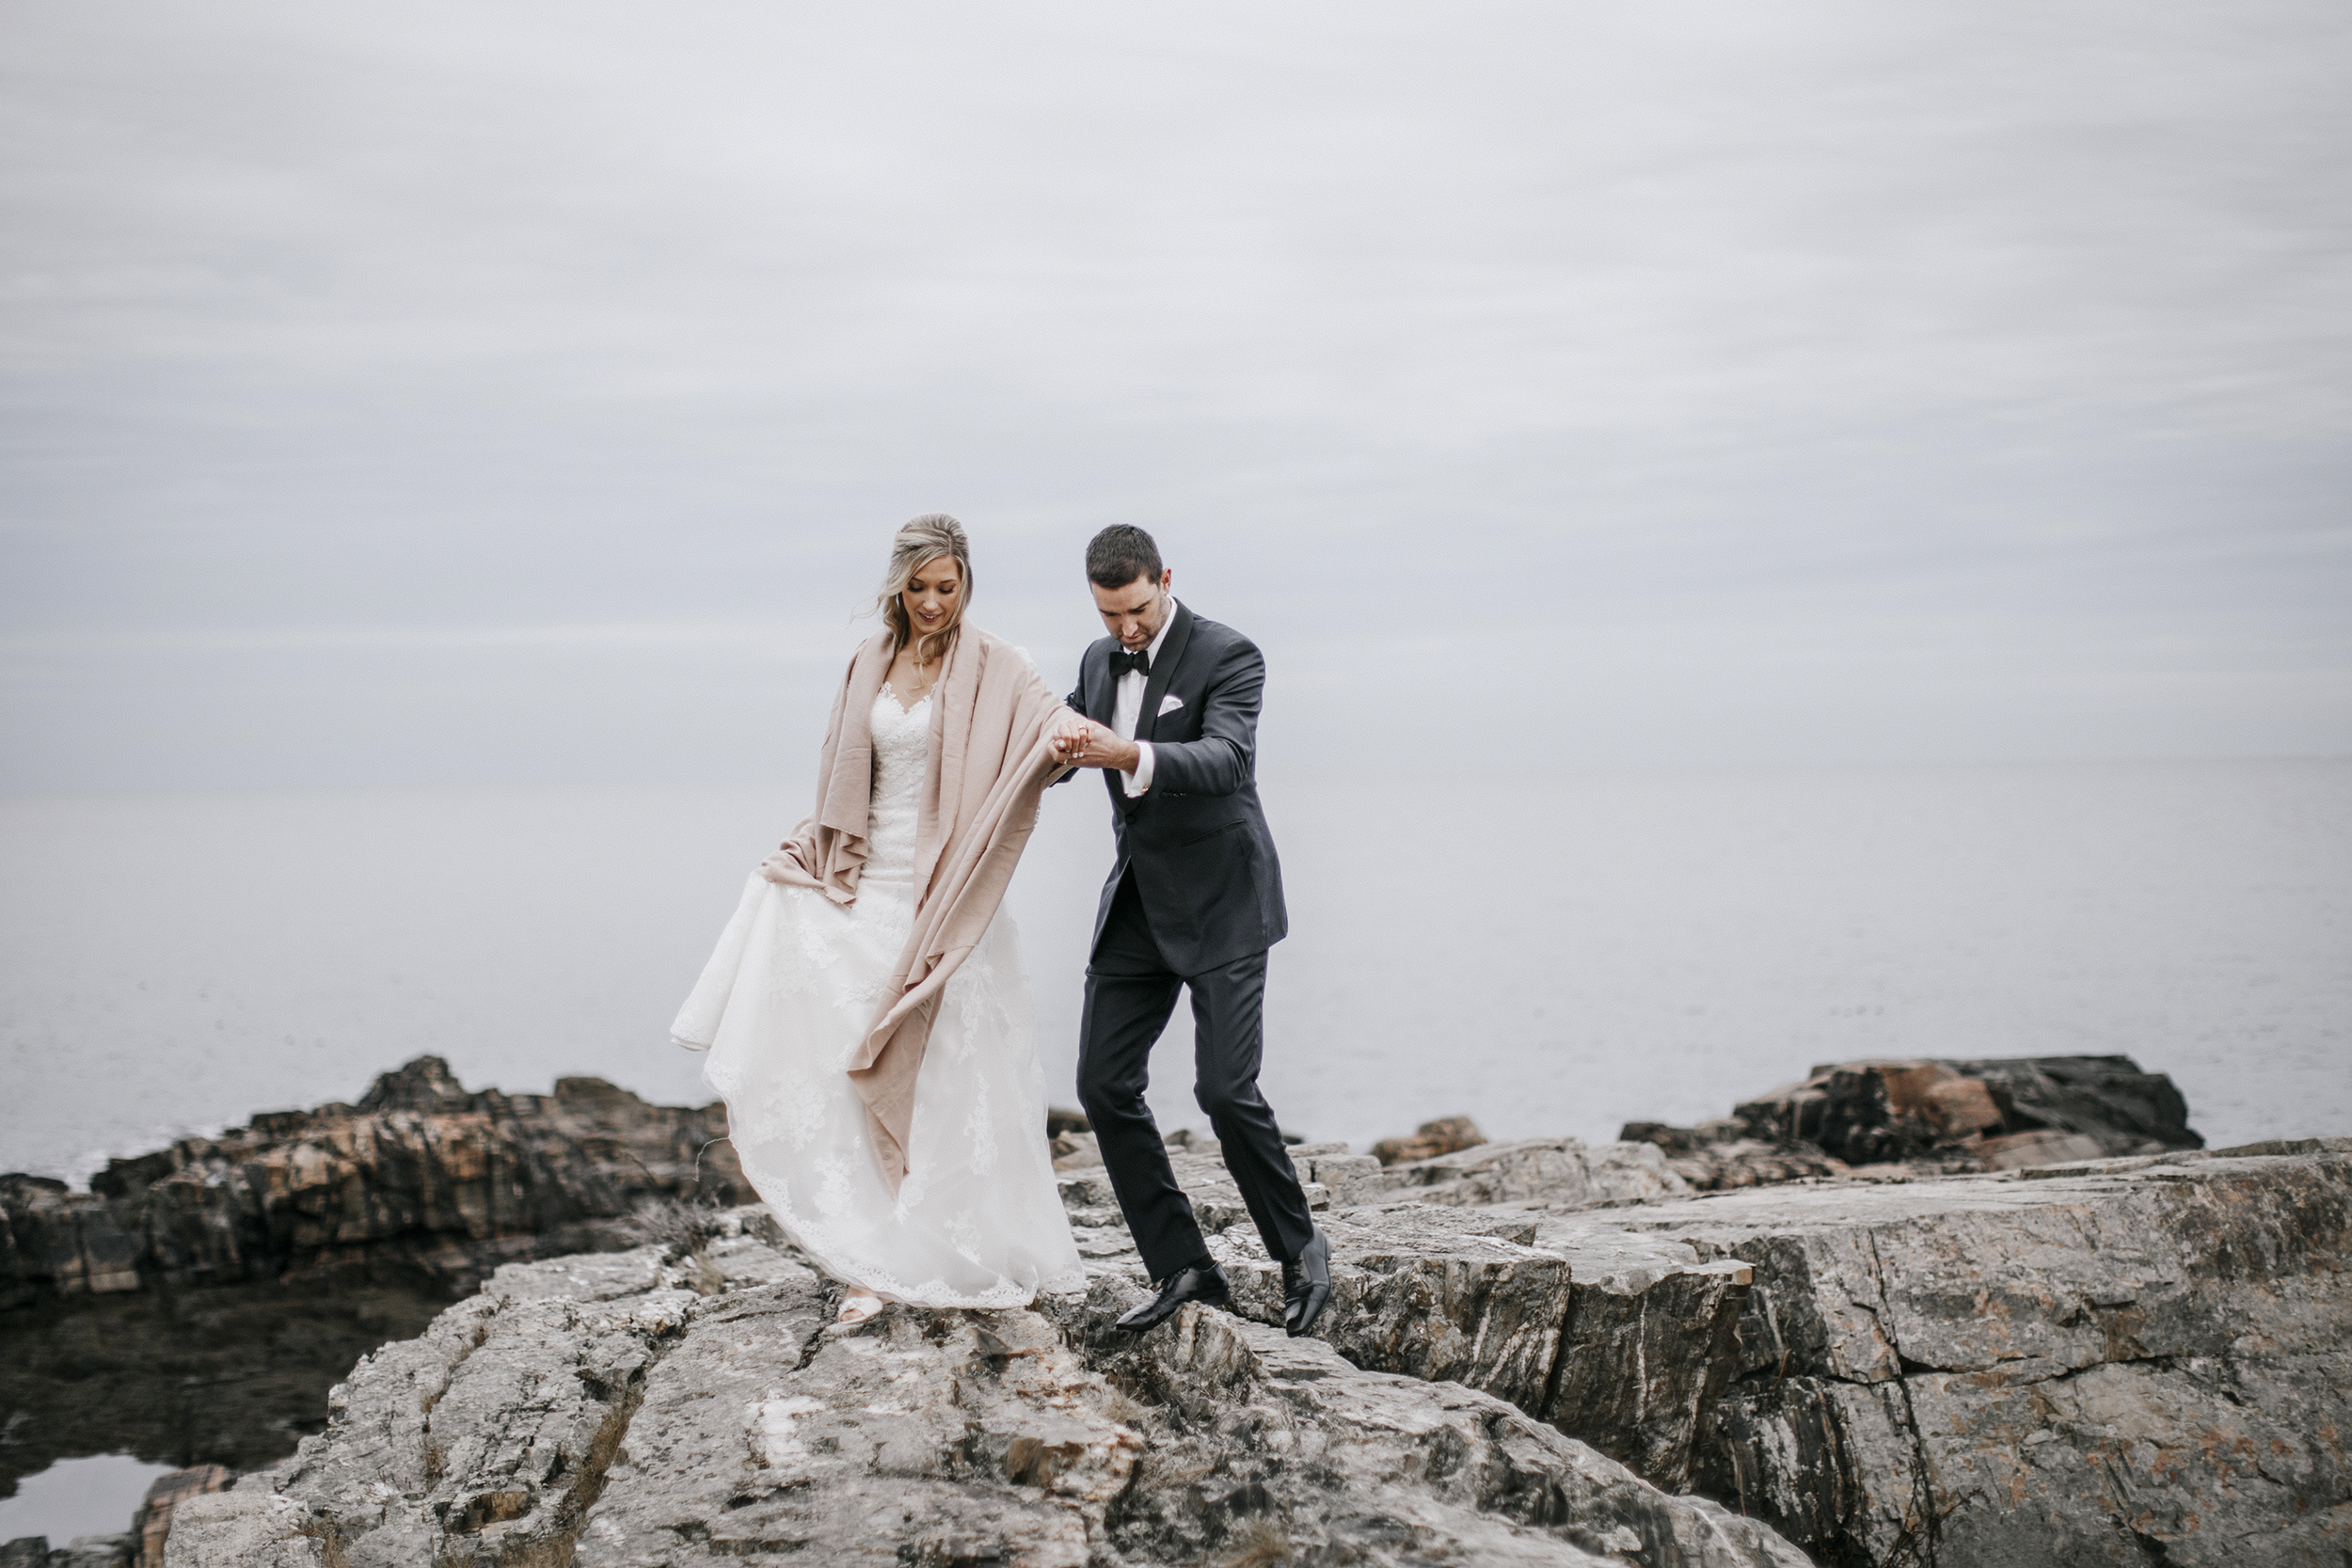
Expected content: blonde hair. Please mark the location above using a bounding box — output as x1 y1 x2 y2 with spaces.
875 514 973 668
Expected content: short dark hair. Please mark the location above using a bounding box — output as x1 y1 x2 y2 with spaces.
1085 525 1163 589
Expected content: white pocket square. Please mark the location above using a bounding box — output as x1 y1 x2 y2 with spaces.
1157 693 1185 716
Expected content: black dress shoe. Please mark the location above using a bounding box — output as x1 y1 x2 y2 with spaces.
1113 1262 1230 1334
1282 1227 1332 1338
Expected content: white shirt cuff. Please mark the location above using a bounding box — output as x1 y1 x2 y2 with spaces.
1123 741 1154 797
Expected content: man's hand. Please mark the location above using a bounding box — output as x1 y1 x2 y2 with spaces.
1051 716 1141 773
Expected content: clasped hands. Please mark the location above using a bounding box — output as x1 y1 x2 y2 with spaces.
1051 715 1140 773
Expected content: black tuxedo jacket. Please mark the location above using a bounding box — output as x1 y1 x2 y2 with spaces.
1063 602 1288 975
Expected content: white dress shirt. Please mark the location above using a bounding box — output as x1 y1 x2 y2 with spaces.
1109 594 1178 798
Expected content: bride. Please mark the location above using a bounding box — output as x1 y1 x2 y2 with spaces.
671 515 1086 1323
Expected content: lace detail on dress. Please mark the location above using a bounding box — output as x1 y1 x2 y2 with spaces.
864 685 930 885
673 682 1084 1308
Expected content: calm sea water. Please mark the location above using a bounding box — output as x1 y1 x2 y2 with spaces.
0 1453 172 1545
3 760 2347 1186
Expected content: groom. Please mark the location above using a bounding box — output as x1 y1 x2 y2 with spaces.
1049 525 1331 1338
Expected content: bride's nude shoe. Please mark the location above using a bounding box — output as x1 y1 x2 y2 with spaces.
834 1291 886 1326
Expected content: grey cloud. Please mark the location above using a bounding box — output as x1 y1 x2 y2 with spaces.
1 0 2346 788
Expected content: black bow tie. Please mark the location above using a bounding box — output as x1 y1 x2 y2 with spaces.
1113 647 1152 677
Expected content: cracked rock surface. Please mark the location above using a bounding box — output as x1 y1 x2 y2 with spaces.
160 1134 2350 1568
1362 1138 1692 1212
1055 1285 1806 1567
166 1206 1804 1567
1541 1142 2352 1567
1087 1135 2352 1566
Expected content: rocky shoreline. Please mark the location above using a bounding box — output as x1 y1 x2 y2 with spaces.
5 1057 2345 1567
2 1057 750 1309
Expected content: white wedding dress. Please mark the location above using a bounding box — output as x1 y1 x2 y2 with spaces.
671 685 1083 1307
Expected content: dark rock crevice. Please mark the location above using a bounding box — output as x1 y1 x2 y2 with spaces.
1856 1229 1940 1568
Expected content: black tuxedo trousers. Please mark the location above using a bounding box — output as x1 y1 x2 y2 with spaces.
1077 865 1316 1279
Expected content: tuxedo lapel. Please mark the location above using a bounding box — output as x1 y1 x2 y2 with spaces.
1135 602 1195 744
1085 642 1118 726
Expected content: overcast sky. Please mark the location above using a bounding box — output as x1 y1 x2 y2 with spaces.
3 0 2346 791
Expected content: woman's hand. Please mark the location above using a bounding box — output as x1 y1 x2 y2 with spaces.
1052 717 1140 772
1049 714 1092 764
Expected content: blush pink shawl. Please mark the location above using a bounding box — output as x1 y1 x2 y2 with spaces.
764 625 1073 1193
